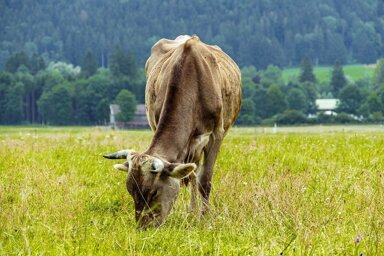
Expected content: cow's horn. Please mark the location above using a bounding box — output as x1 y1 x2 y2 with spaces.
151 158 164 173
103 149 134 159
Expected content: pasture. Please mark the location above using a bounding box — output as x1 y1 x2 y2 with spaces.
282 64 375 83
0 126 383 255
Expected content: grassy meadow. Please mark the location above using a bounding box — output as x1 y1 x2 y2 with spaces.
1 126 384 255
282 64 375 83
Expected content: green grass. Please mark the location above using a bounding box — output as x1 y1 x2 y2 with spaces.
1 126 384 255
283 64 375 83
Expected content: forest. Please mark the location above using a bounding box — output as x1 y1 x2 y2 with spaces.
0 0 384 125
1 0 383 68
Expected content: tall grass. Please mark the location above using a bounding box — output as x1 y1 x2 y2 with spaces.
0 127 383 255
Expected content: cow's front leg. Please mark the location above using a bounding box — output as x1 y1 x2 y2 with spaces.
189 171 198 212
198 131 224 214
198 169 212 215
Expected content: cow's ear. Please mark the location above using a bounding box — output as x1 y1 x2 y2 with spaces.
167 163 197 179
113 161 129 172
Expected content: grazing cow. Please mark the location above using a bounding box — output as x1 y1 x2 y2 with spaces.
104 35 241 228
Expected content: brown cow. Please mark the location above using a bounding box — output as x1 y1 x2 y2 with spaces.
104 35 241 229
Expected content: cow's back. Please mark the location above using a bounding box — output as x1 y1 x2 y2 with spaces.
145 35 241 134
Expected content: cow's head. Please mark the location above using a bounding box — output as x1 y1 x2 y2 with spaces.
103 150 196 229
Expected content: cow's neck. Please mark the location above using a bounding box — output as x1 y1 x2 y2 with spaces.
145 97 195 162
145 79 197 163
146 124 193 163
145 43 204 163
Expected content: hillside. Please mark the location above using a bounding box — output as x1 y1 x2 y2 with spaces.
1 0 383 69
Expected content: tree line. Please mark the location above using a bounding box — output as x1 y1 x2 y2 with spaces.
0 48 142 125
1 0 383 69
238 58 384 125
1 47 384 126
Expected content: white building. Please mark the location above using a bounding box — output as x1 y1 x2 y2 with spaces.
316 99 340 115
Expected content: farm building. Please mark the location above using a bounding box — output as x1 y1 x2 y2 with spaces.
316 99 339 115
109 104 149 129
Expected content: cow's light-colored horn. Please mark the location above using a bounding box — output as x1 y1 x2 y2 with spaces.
151 158 164 173
103 149 134 159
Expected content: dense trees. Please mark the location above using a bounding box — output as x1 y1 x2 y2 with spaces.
1 0 383 69
287 88 307 112
0 50 142 125
0 72 23 124
337 85 364 115
1 50 384 125
238 57 384 125
38 84 73 125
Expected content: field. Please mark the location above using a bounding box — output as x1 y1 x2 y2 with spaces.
282 64 375 83
1 126 384 255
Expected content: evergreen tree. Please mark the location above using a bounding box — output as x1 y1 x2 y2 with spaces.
299 57 317 83
109 45 125 77
300 81 318 114
121 52 138 79
81 50 98 78
330 60 347 97
115 89 137 121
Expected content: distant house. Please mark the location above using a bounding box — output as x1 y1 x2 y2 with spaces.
316 99 340 115
109 104 149 129
128 104 149 128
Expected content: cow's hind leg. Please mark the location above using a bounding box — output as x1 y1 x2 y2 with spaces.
198 131 224 214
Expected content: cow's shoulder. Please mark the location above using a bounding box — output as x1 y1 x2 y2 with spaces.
152 35 191 56
146 35 191 74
